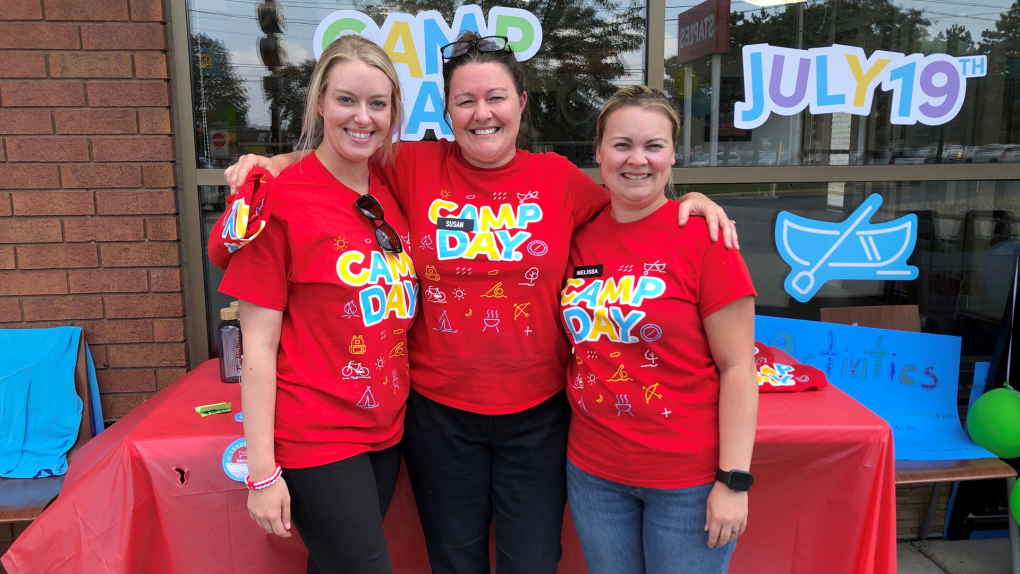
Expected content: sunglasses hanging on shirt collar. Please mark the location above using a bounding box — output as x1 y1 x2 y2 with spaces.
355 194 403 254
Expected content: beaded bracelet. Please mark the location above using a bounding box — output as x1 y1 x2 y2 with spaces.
245 464 282 490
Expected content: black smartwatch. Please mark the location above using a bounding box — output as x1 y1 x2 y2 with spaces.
716 468 754 491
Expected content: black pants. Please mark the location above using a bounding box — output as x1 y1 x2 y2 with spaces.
403 389 571 574
282 444 402 574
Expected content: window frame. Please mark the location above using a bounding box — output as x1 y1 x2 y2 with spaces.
170 0 1020 362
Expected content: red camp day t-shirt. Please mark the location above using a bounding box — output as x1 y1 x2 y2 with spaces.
219 153 419 469
378 140 609 414
561 202 757 489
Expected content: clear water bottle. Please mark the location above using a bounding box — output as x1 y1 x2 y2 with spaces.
218 305 242 383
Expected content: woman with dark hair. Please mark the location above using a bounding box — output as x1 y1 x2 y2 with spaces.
215 32 740 574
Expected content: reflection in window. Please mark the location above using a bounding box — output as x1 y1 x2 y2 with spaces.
187 0 647 168
199 185 233 356
687 178 1020 413
665 0 1020 167
682 180 1019 360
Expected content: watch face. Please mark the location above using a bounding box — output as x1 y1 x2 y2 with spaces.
730 471 754 491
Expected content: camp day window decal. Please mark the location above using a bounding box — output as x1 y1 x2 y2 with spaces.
734 43 987 129
313 6 543 142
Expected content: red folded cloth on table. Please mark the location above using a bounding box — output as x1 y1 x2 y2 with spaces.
208 167 275 270
754 342 829 392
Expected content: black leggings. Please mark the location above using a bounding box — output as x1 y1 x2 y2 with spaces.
282 444 402 574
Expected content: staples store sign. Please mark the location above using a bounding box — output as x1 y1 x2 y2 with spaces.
735 43 987 129
314 6 542 141
676 0 730 65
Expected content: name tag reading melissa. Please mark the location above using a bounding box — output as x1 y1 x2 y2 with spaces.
573 264 604 278
438 217 475 232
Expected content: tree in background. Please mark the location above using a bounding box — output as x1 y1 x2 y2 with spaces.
357 0 645 163
264 58 317 149
190 33 250 161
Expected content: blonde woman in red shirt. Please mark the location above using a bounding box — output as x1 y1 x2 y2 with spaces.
219 35 418 574
561 85 758 574
215 33 740 574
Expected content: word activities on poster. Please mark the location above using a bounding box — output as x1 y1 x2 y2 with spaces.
755 315 993 460
313 6 543 140
735 43 987 129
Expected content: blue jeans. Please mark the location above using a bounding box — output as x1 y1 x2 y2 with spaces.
567 461 736 574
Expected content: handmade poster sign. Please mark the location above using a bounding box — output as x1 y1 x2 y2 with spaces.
775 194 918 302
313 6 542 141
756 315 994 460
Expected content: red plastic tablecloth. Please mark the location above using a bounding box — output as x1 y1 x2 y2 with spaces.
2 360 896 574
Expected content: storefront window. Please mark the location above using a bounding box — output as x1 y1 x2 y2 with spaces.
186 0 646 170
681 180 1020 367
198 185 232 355
665 0 1020 167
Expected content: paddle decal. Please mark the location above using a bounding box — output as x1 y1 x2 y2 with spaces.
774 194 918 303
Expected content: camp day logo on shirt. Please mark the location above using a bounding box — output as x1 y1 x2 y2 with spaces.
336 250 419 327
428 199 543 261
560 273 666 344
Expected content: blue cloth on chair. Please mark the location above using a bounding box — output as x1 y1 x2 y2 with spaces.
85 345 103 436
0 327 85 478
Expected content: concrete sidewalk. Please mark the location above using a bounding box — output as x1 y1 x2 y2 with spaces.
898 539 1011 573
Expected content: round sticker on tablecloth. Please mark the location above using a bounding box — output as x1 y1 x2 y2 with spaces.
222 438 247 482
235 411 243 423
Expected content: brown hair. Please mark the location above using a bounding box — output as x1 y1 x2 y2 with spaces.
442 31 533 149
298 34 403 165
595 85 681 194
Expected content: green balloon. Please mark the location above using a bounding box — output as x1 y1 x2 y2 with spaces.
967 385 1020 459
1012 480 1020 522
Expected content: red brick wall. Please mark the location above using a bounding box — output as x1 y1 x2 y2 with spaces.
0 0 189 426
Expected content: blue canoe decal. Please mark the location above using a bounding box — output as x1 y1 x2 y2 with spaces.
775 194 918 303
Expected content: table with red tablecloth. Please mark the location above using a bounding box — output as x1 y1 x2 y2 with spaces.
2 360 896 574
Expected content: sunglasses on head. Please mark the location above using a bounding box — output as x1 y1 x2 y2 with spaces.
355 194 403 254
440 36 512 61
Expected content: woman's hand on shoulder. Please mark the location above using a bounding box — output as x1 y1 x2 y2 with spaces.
247 477 293 537
705 480 747 548
223 152 305 195
677 192 740 250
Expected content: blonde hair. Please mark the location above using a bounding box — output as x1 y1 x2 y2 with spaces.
595 86 681 196
298 34 403 165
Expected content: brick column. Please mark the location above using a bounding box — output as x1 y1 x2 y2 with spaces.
0 0 189 425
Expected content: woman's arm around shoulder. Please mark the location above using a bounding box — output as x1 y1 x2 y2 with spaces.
676 192 740 249
224 151 307 195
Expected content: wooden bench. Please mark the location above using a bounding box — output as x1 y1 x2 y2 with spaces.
0 333 94 524
820 305 1018 572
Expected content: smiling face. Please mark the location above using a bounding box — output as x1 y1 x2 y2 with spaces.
317 59 393 166
596 105 676 218
446 62 527 169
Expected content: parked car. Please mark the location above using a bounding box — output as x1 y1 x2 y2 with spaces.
758 150 792 166
940 144 965 163
690 151 743 167
967 144 1019 163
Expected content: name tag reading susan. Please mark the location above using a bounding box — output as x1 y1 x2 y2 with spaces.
438 217 475 232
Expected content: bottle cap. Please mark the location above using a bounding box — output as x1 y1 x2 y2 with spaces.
220 307 239 321
230 301 239 308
